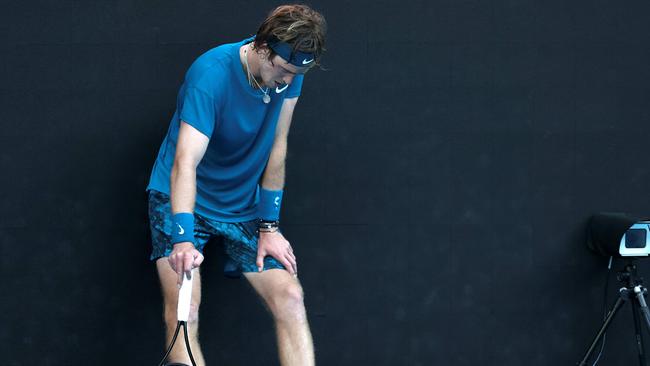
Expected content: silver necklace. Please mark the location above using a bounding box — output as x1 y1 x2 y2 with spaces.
244 46 270 104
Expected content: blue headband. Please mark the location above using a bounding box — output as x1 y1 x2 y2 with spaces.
267 38 316 67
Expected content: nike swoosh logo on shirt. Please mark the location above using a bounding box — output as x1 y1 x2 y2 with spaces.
302 58 314 64
275 84 289 93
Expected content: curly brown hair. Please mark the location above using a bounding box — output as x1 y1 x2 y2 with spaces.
253 4 327 68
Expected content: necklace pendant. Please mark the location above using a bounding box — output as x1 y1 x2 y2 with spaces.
262 94 271 104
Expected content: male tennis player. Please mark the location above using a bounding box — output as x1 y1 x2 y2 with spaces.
146 5 326 366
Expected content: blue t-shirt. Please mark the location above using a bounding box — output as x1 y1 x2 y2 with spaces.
146 36 303 222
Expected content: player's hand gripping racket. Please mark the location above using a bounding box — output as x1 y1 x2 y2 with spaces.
157 269 197 366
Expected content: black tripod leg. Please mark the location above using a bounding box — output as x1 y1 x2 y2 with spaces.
578 297 627 366
635 287 650 337
632 301 648 366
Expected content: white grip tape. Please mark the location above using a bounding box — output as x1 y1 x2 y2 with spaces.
177 269 194 322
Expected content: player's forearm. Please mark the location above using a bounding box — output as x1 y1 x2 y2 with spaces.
261 139 287 190
170 160 197 214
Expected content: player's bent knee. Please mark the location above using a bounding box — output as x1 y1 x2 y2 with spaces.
270 283 306 322
285 283 304 304
188 303 200 323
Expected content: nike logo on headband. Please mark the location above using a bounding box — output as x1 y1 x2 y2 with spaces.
302 58 314 65
275 84 289 93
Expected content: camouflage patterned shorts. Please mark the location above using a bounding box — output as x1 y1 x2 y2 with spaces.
147 190 285 278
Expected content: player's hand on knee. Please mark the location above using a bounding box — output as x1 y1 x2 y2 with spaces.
169 242 204 286
257 232 297 276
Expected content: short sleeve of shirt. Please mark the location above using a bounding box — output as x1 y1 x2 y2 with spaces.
179 87 218 138
285 74 304 98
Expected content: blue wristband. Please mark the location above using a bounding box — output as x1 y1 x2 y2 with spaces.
258 188 283 221
171 212 195 244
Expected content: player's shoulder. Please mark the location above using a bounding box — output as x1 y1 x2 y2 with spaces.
184 40 241 91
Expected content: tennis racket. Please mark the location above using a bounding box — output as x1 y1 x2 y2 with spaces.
157 269 197 366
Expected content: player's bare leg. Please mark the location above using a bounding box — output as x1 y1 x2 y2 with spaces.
157 258 206 366
244 268 315 366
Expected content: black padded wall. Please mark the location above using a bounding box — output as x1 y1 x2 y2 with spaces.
3 1 650 365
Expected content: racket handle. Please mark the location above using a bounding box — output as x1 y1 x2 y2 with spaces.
177 269 194 321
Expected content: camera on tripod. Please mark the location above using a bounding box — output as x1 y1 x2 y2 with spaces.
579 212 650 366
